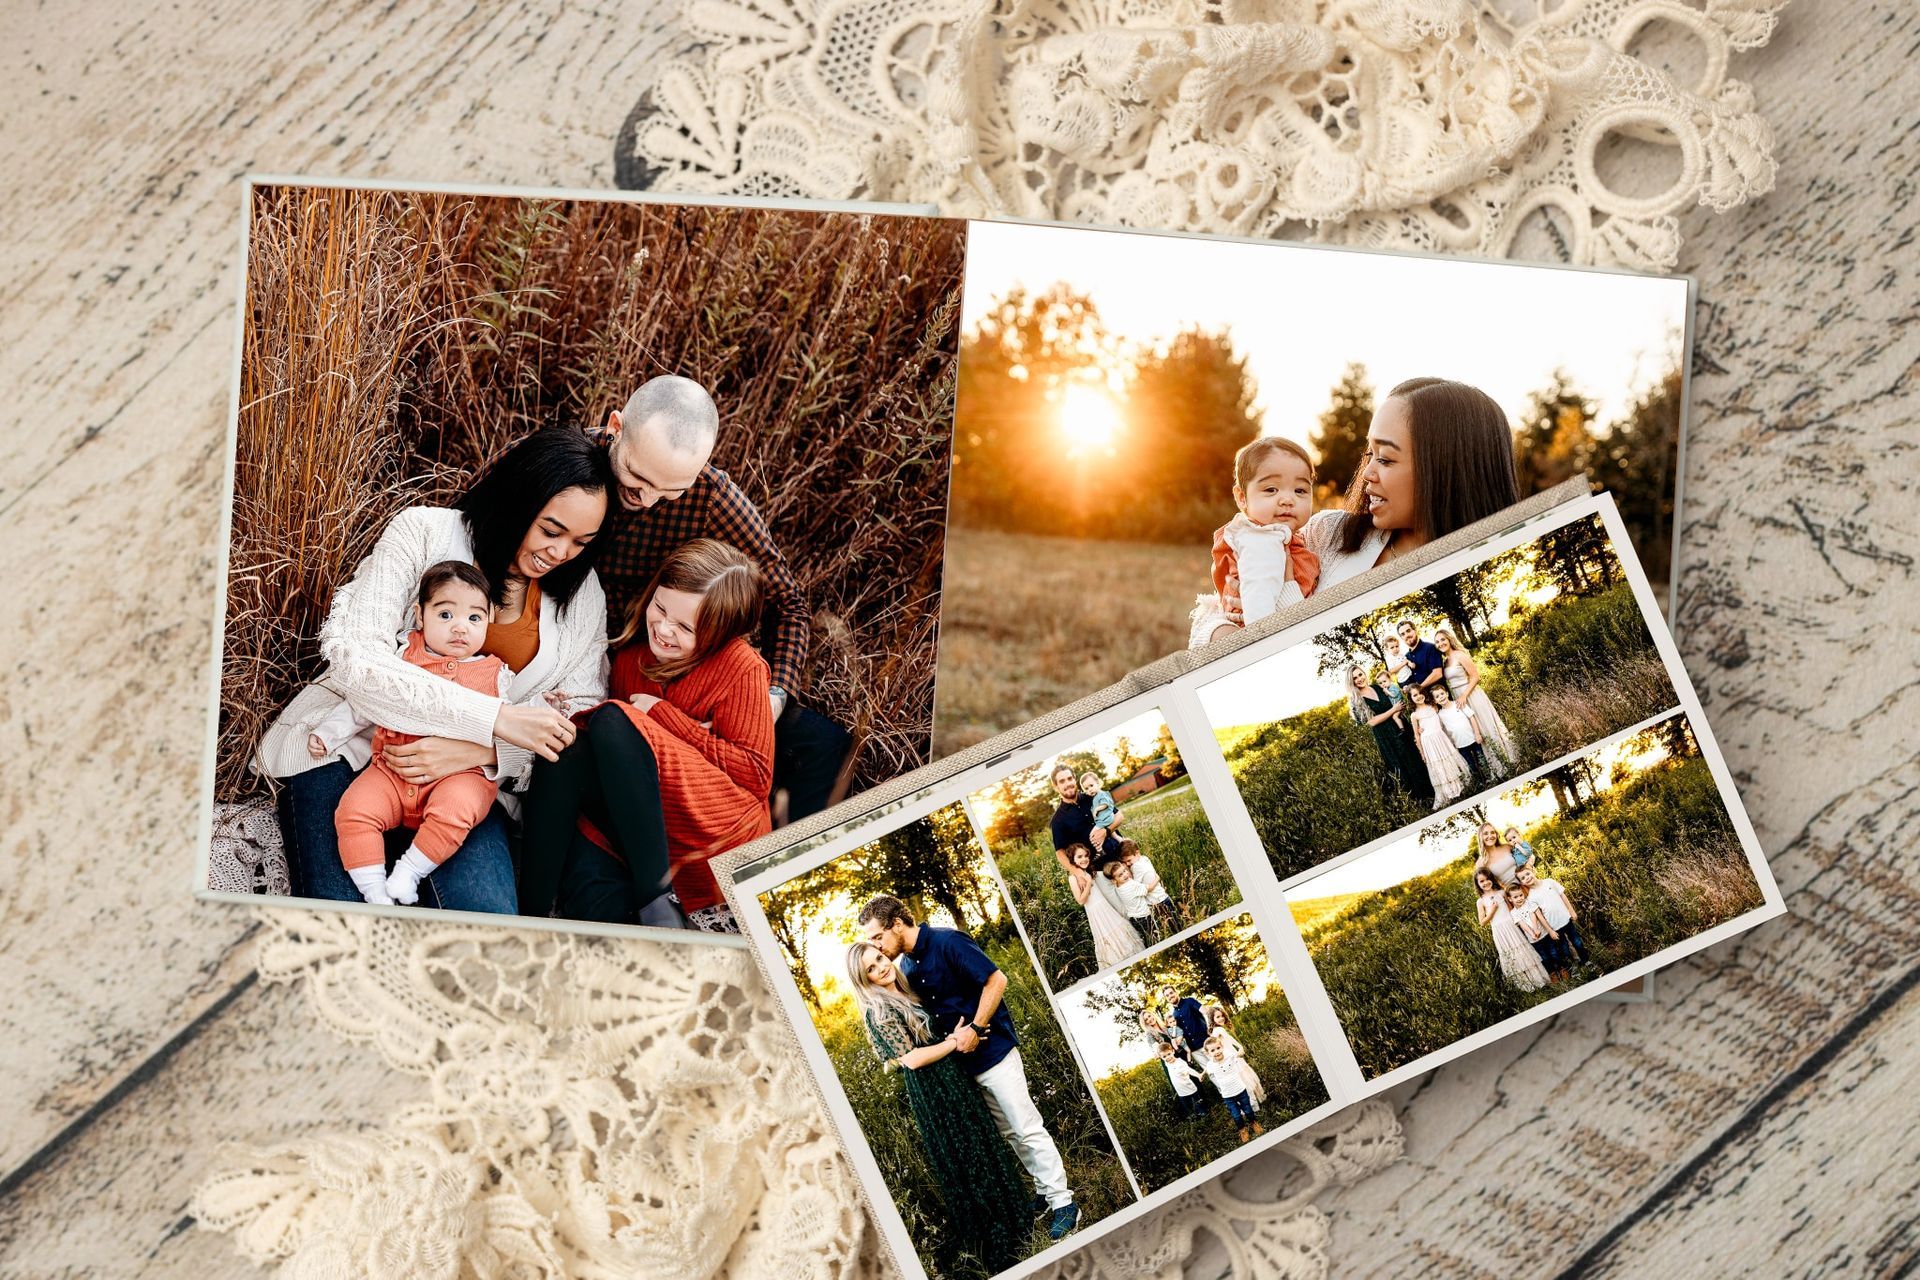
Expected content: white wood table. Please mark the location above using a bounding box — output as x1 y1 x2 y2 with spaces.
1 4 1913 1277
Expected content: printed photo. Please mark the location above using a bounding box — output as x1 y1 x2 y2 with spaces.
1058 914 1329 1193
758 801 1133 1279
968 710 1241 990
1200 512 1677 881
1288 712 1768 1079
205 182 966 932
933 219 1691 754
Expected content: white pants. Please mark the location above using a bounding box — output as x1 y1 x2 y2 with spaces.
972 1049 1072 1209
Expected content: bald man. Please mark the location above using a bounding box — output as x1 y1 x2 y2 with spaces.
596 375 849 822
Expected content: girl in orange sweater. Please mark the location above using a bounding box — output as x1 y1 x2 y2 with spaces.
518 538 775 927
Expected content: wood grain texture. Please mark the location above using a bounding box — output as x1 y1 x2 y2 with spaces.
1313 6 1920 1276
0 0 1913 1277
0 0 686 1230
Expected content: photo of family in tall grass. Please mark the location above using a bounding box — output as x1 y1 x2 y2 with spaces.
933 219 1692 755
967 710 1241 990
1201 512 1677 881
1287 712 1769 1078
757 801 1133 1279
206 183 966 933
1058 914 1328 1193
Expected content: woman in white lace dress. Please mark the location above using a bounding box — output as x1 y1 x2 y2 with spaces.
1406 684 1472 808
1190 378 1520 648
1475 869 1548 990
1434 628 1516 769
253 429 615 913
1065 843 1145 971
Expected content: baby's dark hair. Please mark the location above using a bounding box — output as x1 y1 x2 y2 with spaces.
418 560 492 610
1234 436 1315 491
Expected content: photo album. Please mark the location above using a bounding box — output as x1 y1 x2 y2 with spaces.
720 492 1782 1280
199 179 1705 959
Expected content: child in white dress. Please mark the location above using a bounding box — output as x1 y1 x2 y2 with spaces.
1209 437 1321 625
1474 869 1548 990
1407 684 1473 808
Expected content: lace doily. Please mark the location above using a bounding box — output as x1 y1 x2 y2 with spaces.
193 891 1403 1280
198 3 1786 1275
629 0 1783 270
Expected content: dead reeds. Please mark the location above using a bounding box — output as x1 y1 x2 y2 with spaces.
218 185 967 801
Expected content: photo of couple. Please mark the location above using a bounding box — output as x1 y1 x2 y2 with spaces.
1202 512 1677 881
934 219 1692 755
1287 712 1768 1078
1058 915 1327 1193
966 710 1240 988
206 185 966 930
759 802 1131 1279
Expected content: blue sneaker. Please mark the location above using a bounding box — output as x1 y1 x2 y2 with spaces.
1047 1203 1080 1240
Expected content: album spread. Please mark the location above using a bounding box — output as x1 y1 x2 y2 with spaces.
197 179 1704 957
719 491 1782 1280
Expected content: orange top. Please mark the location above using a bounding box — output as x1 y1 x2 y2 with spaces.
371 632 510 765
481 579 541 673
1211 522 1320 603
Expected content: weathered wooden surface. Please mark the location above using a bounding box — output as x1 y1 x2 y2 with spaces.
1 2 1915 1278
1309 8 1920 1276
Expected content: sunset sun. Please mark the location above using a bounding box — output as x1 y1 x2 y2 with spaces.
1059 382 1123 452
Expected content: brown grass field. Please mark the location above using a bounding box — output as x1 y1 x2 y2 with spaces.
933 528 1209 755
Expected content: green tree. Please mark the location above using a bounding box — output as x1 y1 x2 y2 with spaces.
1514 368 1596 494
1154 721 1186 782
1310 361 1374 496
1587 354 1683 575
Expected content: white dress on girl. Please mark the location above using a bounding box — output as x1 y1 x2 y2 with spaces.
1075 869 1145 970
1411 705 1472 807
1479 891 1549 990
1445 660 1516 769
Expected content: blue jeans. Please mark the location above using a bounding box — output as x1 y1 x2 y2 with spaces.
1221 1091 1255 1125
276 759 519 914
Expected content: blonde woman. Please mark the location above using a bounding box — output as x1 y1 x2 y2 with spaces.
1203 1001 1266 1106
844 941 1031 1271
1434 628 1516 768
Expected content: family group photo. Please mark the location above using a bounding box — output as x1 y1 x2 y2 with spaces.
205 183 967 931
966 709 1241 989
756 801 1132 1279
1286 712 1770 1078
1058 914 1328 1194
1201 511 1677 881
933 218 1692 755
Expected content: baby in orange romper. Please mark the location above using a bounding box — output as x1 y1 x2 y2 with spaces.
306 561 513 906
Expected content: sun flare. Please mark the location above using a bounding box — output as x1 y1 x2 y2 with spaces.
1059 383 1123 453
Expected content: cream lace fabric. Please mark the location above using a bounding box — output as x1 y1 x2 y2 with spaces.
197 2 1784 1275
634 0 1783 269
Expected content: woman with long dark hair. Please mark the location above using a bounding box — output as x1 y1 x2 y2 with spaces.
1192 377 1521 647
254 427 616 912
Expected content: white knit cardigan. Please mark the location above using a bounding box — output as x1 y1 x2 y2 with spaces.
253 506 610 804
1187 509 1391 649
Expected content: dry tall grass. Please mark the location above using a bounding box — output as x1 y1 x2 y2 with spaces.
219 185 967 800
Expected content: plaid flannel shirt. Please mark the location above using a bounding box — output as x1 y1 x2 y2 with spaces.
595 464 810 694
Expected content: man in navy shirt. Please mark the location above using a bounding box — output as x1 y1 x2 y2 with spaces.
1396 620 1446 693
859 895 1080 1239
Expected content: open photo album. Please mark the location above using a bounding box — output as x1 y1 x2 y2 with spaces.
196 179 1704 970
720 491 1783 1280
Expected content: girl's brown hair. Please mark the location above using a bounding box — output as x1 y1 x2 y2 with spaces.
1234 435 1315 492
1335 377 1520 554
611 537 765 681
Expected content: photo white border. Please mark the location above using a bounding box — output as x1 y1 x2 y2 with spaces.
730 491 1783 1280
191 176 946 947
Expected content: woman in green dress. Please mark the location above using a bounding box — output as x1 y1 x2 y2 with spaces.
1346 664 1429 803
845 941 1033 1274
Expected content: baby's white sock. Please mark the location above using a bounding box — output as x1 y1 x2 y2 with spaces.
385 846 439 905
349 864 395 906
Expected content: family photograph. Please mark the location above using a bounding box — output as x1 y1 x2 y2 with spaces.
757 801 1132 1279
1287 712 1770 1079
1202 511 1677 881
207 184 966 931
967 710 1240 989
1058 914 1327 1193
934 219 1692 754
